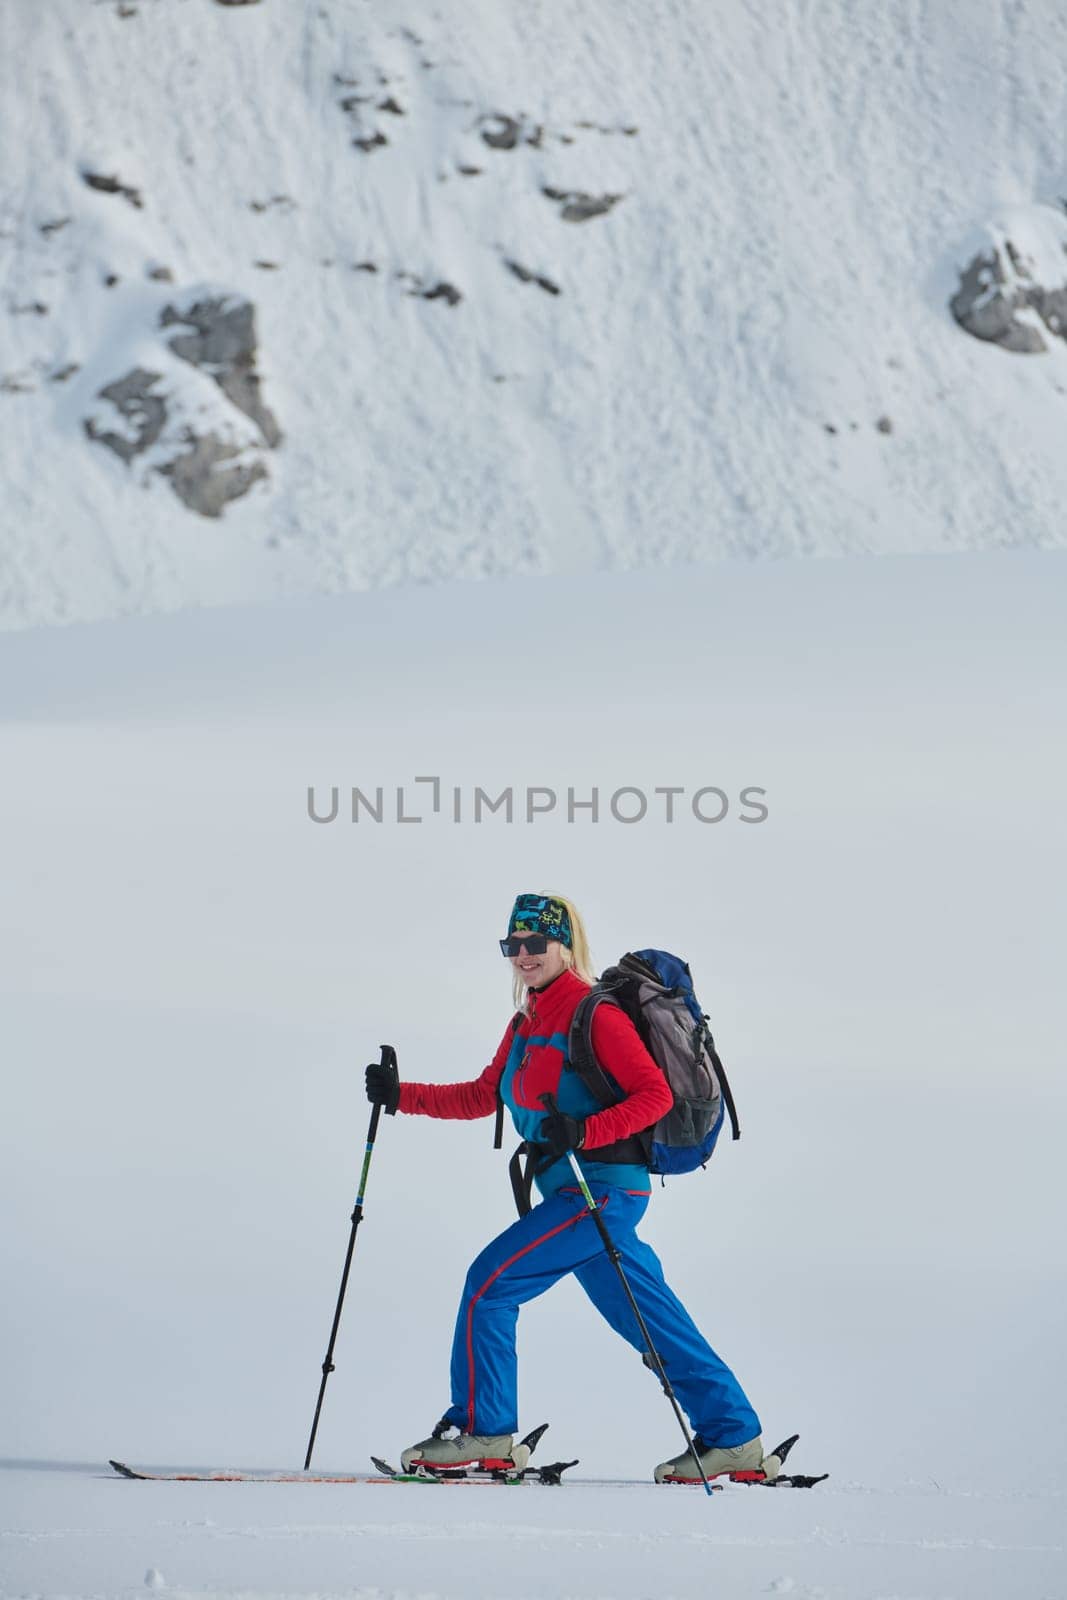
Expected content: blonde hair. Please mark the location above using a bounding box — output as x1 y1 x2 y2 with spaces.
510 892 597 1012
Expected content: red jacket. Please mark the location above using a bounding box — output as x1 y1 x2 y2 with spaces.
397 968 672 1149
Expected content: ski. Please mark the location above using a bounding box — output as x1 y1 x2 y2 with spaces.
109 1458 685 1487
110 1432 824 1490
109 1457 578 1487
110 1461 387 1483
109 1457 822 1488
108 1424 570 1487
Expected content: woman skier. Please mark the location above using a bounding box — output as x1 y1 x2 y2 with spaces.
364 891 770 1483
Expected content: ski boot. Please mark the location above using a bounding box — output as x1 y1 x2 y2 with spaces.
400 1419 531 1475
654 1434 776 1484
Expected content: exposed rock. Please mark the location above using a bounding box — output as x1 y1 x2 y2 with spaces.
161 297 255 373
950 251 1046 352
158 432 268 517
84 368 167 463
50 363 81 383
249 195 296 213
338 81 393 154
214 0 263 6
39 217 71 237
147 265 175 282
542 186 623 222
575 120 640 137
419 281 462 306
393 270 461 305
480 113 543 151
84 292 281 518
950 205 1067 354
481 114 520 149
11 301 49 316
457 165 483 177
504 259 561 296
160 294 282 447
81 170 144 209
353 261 378 273
876 415 893 435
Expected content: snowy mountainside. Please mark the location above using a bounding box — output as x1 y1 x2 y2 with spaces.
3 0 1067 630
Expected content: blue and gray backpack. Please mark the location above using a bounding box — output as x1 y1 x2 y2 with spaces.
567 950 740 1176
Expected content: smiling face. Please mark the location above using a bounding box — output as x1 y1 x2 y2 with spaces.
509 935 568 989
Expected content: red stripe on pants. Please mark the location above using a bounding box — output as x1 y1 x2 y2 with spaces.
464 1210 589 1434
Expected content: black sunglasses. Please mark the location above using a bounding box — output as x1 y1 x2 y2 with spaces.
499 933 550 957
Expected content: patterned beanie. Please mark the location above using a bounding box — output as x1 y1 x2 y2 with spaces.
507 893 573 948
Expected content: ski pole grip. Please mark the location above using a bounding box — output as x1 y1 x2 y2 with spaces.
539 1093 594 1203
379 1043 399 1119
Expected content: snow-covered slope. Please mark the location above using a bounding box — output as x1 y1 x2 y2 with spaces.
3 0 1067 630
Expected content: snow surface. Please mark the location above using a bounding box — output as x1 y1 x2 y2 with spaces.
2 1460 1063 1600
5 0 1067 630
2 549 1065 1598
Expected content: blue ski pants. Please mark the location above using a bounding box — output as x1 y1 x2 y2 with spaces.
443 1186 760 1446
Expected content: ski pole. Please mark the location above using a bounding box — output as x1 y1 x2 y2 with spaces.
304 1044 396 1471
541 1095 715 1498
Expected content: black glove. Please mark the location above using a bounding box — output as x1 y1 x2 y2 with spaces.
537 1109 585 1160
365 1057 400 1115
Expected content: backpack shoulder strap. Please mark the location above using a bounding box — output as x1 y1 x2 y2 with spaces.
566 987 654 1168
493 1011 525 1150
566 990 624 1105
703 1019 741 1141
